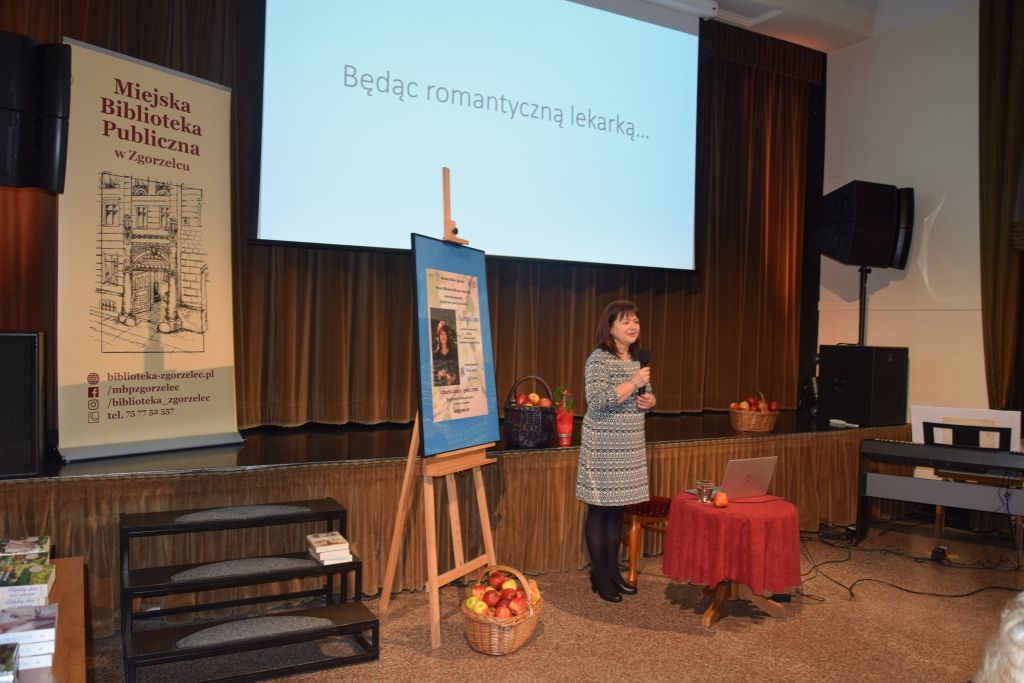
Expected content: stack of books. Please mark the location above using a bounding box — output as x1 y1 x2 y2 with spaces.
0 537 55 610
306 531 352 565
0 604 59 672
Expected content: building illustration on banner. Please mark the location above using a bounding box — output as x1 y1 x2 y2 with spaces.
95 172 209 353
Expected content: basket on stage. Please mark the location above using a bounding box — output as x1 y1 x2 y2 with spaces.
728 391 779 432
502 375 556 449
461 565 543 656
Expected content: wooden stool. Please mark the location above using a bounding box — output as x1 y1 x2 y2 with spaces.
622 496 671 587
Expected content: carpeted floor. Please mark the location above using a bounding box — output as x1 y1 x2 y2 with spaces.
89 522 1023 682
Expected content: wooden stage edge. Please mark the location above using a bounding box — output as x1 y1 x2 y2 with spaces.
0 424 911 638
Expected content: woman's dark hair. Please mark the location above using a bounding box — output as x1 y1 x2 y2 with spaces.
594 300 640 357
435 320 454 352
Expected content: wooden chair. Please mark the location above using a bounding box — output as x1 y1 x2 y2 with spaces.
621 496 672 587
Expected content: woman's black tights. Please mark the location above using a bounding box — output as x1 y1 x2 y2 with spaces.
585 504 624 590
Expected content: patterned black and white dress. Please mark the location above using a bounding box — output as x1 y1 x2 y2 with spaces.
575 348 650 506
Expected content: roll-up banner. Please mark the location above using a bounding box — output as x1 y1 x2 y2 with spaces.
56 39 241 460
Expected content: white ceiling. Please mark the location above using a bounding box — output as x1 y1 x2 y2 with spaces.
712 0 977 53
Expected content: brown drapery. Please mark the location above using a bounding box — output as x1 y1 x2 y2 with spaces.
979 0 1024 411
0 4 824 428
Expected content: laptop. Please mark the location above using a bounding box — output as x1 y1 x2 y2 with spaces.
687 456 778 500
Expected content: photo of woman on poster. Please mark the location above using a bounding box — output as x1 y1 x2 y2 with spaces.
431 313 460 386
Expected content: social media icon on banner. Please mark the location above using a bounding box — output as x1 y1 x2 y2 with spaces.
87 373 100 385
88 412 99 423
88 399 99 410
88 387 99 397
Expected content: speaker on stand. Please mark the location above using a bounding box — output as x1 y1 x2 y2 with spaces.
0 332 46 478
812 180 915 426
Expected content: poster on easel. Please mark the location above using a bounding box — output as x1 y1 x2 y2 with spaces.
411 233 499 455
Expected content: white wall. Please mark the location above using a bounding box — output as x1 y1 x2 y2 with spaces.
819 2 986 410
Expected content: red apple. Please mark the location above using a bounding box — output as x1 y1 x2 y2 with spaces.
748 398 760 411
470 584 488 599
487 571 507 589
499 587 517 602
494 605 513 619
482 589 501 607
537 397 552 408
713 491 729 508
515 394 529 406
768 400 779 412
508 594 528 615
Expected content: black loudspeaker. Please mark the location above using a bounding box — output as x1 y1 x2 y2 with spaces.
817 181 914 269
0 31 71 193
818 344 908 427
890 187 915 269
0 332 46 478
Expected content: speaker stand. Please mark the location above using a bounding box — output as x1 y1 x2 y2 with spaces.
857 265 871 346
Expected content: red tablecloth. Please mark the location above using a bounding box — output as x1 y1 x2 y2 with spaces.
662 492 801 595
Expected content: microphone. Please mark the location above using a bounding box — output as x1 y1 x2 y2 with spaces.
635 348 650 395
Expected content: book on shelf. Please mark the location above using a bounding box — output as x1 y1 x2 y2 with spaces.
306 531 349 553
0 643 16 682
18 652 52 670
0 605 58 645
308 548 352 564
0 565 55 609
11 640 53 657
0 537 50 569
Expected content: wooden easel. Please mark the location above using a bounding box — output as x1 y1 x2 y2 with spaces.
379 168 497 649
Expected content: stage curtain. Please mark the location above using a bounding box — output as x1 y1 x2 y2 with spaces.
697 20 814 410
0 2 823 429
979 0 1024 411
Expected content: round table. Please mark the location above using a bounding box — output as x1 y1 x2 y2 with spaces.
662 492 801 626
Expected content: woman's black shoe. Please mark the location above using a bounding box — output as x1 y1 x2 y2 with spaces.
610 574 638 595
590 571 622 603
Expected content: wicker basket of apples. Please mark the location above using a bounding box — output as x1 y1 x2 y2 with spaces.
461 565 543 655
728 391 780 432
503 375 557 449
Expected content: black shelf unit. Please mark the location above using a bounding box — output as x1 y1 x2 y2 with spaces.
119 497 379 682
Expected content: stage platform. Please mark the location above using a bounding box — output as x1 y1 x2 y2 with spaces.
51 411 837 475
1 412 910 638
